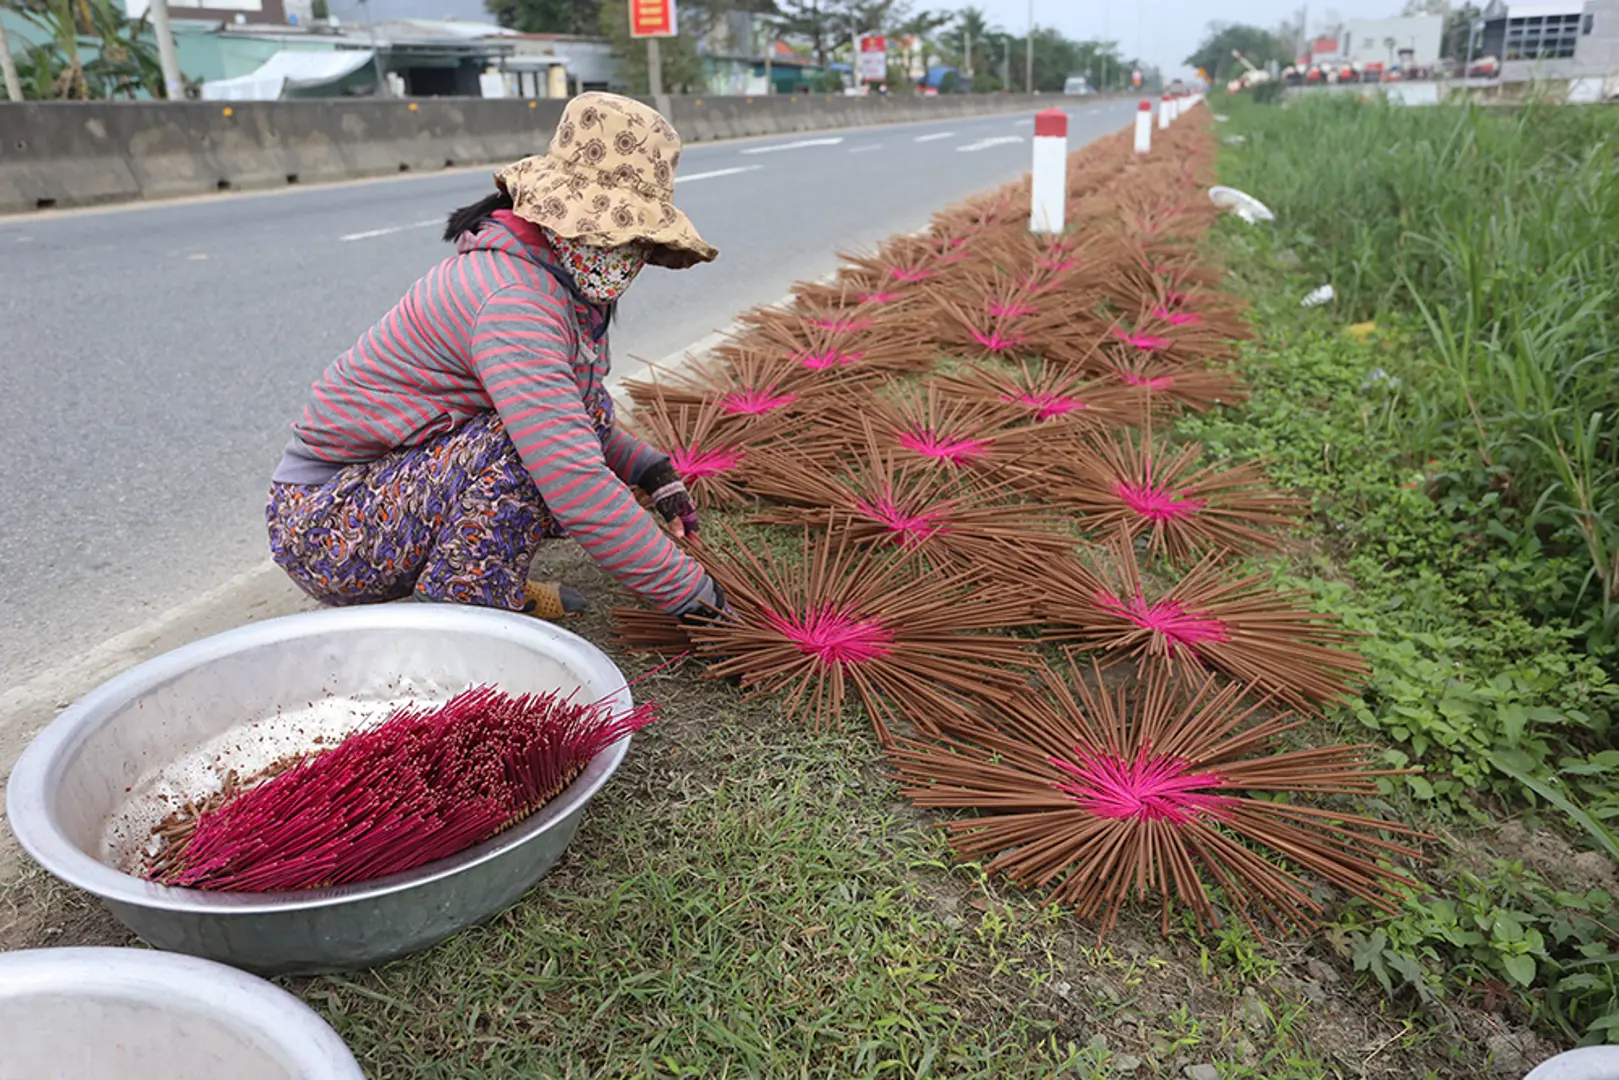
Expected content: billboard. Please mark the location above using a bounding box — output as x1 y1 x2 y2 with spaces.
858 33 888 83
629 0 676 38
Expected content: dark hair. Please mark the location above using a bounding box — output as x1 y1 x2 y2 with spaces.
443 191 513 243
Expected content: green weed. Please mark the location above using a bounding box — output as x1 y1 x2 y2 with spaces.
1220 95 1619 648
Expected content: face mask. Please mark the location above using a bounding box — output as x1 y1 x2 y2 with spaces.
548 232 647 304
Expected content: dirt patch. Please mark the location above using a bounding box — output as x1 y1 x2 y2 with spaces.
1492 819 1619 894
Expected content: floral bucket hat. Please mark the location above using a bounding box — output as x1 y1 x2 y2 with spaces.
495 92 718 270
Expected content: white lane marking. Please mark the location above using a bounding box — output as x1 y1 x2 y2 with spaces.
340 218 439 242
674 165 763 184
848 144 884 154
957 135 1027 152
739 137 845 155
1013 118 1035 126
914 131 956 142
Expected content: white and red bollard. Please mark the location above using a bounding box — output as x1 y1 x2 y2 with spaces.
1159 93 1173 130
1029 108 1067 235
1134 99 1153 154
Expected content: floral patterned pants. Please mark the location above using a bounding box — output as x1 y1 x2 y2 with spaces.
267 410 592 611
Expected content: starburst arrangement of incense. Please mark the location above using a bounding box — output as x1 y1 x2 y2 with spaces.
584 107 1420 939
887 661 1425 937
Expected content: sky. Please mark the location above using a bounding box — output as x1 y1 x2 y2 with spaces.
959 0 1407 77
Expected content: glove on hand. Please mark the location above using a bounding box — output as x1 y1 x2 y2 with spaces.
639 459 699 538
676 578 733 626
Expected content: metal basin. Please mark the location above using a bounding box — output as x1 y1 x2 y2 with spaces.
0 946 363 1079
6 605 635 976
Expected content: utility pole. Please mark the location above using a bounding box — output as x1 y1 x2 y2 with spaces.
1001 38 1010 91
1025 0 1034 93
762 16 772 94
963 27 972 78
148 0 184 99
647 36 663 95
0 13 22 102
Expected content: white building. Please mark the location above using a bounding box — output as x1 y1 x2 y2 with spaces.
1342 14 1445 68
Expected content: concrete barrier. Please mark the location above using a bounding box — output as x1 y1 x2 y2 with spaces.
0 93 1080 216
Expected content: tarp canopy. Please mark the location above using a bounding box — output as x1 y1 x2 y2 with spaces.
200 49 376 101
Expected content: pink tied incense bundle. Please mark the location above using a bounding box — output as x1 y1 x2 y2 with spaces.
929 360 1155 433
1019 536 1368 712
1049 428 1306 562
886 661 1426 937
623 350 882 433
924 271 1052 365
147 685 656 892
716 306 936 380
623 391 785 509
745 434 1076 577
611 521 1037 743
803 384 1057 481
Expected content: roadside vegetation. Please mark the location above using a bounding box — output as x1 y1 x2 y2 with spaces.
11 100 1619 1077
1209 93 1619 1049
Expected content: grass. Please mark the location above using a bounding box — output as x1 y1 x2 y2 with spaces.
6 111 1582 1076
2 534 1473 1077
280 633 1365 1079
1186 99 1619 1049
1219 94 1619 651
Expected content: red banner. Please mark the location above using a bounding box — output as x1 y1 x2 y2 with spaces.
629 0 676 37
858 34 887 83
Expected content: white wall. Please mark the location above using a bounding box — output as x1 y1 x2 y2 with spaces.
126 0 266 15
1343 15 1445 66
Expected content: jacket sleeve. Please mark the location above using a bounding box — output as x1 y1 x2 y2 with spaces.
469 284 706 612
601 424 669 488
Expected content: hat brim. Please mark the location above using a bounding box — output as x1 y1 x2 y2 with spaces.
496 156 717 270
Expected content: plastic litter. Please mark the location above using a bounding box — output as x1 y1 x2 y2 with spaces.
1208 185 1272 223
1301 284 1334 307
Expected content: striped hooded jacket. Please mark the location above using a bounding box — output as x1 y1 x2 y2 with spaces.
272 211 707 613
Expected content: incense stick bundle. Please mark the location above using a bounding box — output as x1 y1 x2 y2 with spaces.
1096 353 1248 413
887 660 1425 937
1050 428 1307 562
151 686 658 892
1020 536 1368 711
714 312 935 381
613 521 1037 741
929 360 1154 431
622 350 876 428
745 436 1076 578
622 392 782 509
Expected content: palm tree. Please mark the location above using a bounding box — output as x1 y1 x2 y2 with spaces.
953 6 996 77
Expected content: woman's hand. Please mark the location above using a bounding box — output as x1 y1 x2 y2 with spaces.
638 460 700 538
677 578 735 626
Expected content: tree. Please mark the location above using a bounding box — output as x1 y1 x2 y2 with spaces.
486 0 600 34
1441 2 1482 58
1184 23 1292 84
776 0 841 66
1402 0 1450 13
13 0 167 100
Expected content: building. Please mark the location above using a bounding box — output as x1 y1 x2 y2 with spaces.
179 18 620 100
1308 36 1343 65
125 0 309 28
1341 15 1445 70
1475 0 1619 83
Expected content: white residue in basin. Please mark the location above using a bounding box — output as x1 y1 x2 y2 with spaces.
102 686 447 875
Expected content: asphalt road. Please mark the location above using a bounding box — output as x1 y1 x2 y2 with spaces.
0 98 1137 690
